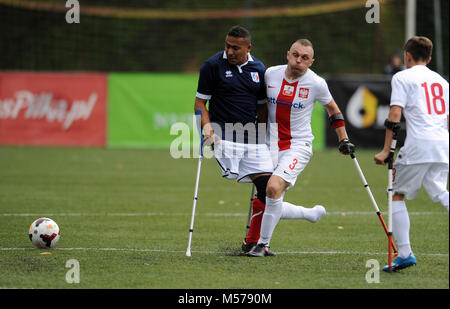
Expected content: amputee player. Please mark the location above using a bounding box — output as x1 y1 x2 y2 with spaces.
374 36 449 272
194 27 326 254
194 25 274 253
247 39 355 257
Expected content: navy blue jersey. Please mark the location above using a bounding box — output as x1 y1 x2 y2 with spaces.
196 51 267 143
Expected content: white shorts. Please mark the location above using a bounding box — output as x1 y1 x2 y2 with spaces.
213 140 274 183
393 162 449 201
272 144 313 189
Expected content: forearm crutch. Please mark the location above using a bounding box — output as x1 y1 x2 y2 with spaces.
385 123 400 272
244 184 256 238
350 152 398 256
186 110 204 257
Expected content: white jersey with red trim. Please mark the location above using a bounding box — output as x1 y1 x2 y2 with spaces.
265 65 332 151
390 65 449 165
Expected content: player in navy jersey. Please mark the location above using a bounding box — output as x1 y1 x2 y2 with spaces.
194 26 273 253
195 27 267 143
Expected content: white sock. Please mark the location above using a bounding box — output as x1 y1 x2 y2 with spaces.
392 200 412 258
258 197 283 246
438 191 449 212
281 202 326 222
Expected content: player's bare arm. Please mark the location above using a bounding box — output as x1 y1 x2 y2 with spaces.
325 99 347 141
374 105 402 165
194 97 220 145
325 99 355 155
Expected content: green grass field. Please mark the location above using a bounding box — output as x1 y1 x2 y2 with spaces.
0 146 448 290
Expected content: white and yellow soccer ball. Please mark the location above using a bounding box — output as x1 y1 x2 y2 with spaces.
29 218 61 249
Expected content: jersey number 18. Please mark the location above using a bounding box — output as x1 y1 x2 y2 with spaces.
421 82 446 115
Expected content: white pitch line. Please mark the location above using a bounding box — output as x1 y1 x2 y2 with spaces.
0 211 446 217
0 247 447 257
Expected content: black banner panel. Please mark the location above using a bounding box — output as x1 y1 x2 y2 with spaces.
326 76 406 149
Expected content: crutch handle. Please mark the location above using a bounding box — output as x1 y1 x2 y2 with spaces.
194 110 204 156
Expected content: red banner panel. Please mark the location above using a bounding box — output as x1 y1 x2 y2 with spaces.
0 72 107 146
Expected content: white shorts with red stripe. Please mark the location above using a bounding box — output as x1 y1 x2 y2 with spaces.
272 143 313 189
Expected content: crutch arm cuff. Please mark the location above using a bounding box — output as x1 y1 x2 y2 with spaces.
329 113 345 129
384 119 400 133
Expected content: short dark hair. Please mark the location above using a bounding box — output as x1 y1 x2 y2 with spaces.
227 25 251 41
404 36 433 62
295 39 313 49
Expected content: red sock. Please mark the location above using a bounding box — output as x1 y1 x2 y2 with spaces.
245 198 266 244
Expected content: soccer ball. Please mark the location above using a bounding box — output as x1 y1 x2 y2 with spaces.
28 218 61 249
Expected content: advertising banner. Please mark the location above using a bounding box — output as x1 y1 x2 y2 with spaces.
326 75 406 148
0 72 107 146
108 73 325 150
1 72 326 150
107 73 200 149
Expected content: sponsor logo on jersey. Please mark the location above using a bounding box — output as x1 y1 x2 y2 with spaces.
225 70 233 78
268 97 304 109
250 72 260 83
298 87 309 99
282 85 295 96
